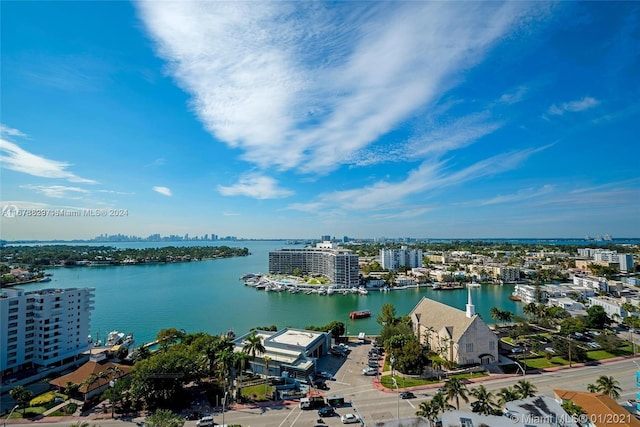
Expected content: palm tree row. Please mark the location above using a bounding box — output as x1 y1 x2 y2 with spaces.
416 379 538 423
587 375 621 399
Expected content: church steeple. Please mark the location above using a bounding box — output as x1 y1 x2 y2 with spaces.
465 286 475 318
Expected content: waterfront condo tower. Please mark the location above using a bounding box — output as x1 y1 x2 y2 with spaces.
268 247 359 287
0 287 95 377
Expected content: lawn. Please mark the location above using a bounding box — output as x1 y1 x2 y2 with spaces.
523 356 570 369
587 343 635 360
379 371 488 389
240 383 273 402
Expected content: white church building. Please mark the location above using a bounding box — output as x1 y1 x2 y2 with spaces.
409 289 499 366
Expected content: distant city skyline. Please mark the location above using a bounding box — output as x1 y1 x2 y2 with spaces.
1 2 639 240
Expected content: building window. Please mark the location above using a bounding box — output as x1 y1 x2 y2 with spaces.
466 343 474 353
489 341 495 350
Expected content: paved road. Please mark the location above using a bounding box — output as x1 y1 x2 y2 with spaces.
7 342 639 427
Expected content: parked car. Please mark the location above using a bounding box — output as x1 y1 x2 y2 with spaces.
341 413 360 424
544 347 556 353
587 342 601 349
400 392 416 399
318 406 336 417
368 361 380 368
362 367 378 376
368 354 381 360
511 347 524 354
317 371 334 380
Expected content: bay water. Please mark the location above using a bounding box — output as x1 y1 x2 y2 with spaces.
21 241 522 346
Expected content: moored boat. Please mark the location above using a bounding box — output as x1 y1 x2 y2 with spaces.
349 309 371 319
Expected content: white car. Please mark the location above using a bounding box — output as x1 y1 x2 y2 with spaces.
362 367 377 376
341 413 360 424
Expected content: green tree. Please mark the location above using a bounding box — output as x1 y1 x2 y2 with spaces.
513 380 537 399
242 331 266 372
497 387 519 406
562 400 585 417
594 375 621 399
9 385 34 415
156 328 185 352
586 305 610 329
377 303 398 326
470 385 497 416
145 409 185 427
443 377 469 410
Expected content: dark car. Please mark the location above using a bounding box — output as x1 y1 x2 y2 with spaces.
400 392 416 399
318 406 336 417
368 361 380 368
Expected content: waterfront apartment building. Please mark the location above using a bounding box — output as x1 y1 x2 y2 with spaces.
0 287 94 377
573 275 609 293
268 247 359 287
379 246 423 271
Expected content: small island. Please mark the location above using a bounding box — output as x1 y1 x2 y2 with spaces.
0 245 250 286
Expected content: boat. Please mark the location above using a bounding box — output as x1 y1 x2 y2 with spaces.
106 330 125 347
38 277 52 282
349 310 371 319
327 286 335 295
467 282 481 288
432 283 441 290
358 286 368 295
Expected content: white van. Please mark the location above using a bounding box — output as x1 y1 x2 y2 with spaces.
299 397 311 409
196 416 214 427
357 332 366 344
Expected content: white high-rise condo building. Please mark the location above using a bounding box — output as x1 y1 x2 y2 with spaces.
269 247 359 287
1 287 95 376
379 246 423 271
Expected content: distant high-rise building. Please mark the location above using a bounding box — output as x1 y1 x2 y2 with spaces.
379 246 423 271
321 235 331 242
1 287 94 376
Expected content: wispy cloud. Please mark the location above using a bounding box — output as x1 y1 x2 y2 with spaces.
548 96 599 116
137 1 545 179
153 186 172 196
290 146 547 213
458 185 555 207
217 173 293 199
21 184 90 199
0 128 96 184
0 125 27 137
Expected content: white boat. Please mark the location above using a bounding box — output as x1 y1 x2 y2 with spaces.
327 286 335 295
106 330 125 347
467 282 481 288
317 286 327 295
432 283 441 290
358 286 369 295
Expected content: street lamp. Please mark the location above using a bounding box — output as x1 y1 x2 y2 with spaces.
392 377 400 421
221 391 228 426
4 405 19 427
109 379 117 418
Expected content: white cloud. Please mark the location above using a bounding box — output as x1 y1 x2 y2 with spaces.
0 137 96 184
21 184 90 199
153 186 172 196
0 125 27 137
137 2 544 176
217 173 293 199
290 146 547 213
459 185 555 207
548 96 599 115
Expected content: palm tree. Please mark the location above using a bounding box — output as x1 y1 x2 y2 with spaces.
431 358 444 380
497 387 519 406
594 375 621 399
263 356 272 396
586 383 599 393
513 380 537 399
416 401 440 427
523 302 538 321
470 385 497 416
443 377 469 410
490 307 502 326
242 331 266 372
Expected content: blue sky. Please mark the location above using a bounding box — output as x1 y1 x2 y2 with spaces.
1 1 639 240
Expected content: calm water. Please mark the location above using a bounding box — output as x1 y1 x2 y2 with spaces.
19 241 525 345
